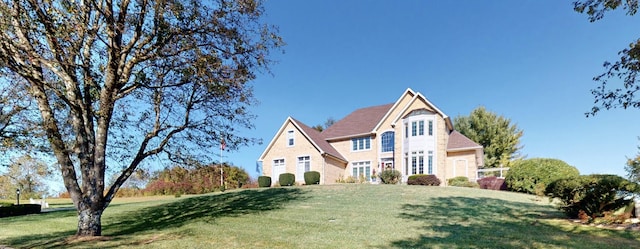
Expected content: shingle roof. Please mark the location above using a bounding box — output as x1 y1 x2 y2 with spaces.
447 130 482 150
290 118 347 162
321 103 394 139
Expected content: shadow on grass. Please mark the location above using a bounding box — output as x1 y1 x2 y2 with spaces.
388 196 640 249
105 187 308 236
3 187 307 248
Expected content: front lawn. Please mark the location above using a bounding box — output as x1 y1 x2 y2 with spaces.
1 184 638 248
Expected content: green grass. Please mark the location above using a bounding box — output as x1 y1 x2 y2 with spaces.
1 185 639 248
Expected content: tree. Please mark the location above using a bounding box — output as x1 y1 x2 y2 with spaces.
626 139 640 183
1 155 52 199
573 1 640 116
0 0 282 236
454 107 524 168
312 117 336 132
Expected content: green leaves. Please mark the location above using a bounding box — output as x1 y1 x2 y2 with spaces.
454 107 524 168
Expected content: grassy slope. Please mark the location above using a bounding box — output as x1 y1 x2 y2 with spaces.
1 185 639 248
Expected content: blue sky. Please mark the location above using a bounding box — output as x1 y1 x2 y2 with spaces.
224 0 640 179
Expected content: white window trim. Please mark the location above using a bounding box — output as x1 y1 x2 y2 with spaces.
287 130 295 147
351 136 372 152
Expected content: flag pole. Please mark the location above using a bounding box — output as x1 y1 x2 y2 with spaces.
220 139 224 188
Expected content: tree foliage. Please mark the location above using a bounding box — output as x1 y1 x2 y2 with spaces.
573 1 640 115
545 174 639 219
626 140 640 182
145 163 249 195
0 155 52 199
505 158 580 196
453 107 524 168
0 0 282 236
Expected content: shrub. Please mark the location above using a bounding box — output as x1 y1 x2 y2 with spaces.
304 171 321 185
545 174 638 219
408 174 441 186
0 204 41 218
379 169 401 184
258 176 272 187
279 173 295 186
477 176 507 190
506 158 580 196
448 176 479 188
336 175 357 183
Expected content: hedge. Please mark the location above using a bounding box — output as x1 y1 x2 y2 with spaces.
279 173 295 186
408 174 441 186
258 176 272 187
477 176 507 190
448 176 478 188
505 158 580 196
0 204 42 218
304 171 321 185
545 174 639 219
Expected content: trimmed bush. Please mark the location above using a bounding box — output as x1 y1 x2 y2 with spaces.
304 171 321 185
408 174 441 186
477 176 507 190
379 169 401 184
0 204 41 218
448 176 478 188
279 173 295 186
506 158 580 196
545 174 639 219
258 176 272 187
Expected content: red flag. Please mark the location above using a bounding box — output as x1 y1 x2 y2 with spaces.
220 139 226 150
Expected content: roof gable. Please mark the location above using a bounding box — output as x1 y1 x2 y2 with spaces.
390 90 453 131
258 117 347 162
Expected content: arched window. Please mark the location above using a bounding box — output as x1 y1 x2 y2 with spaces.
381 131 395 152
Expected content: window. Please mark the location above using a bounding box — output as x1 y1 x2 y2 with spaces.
405 124 408 138
351 137 371 151
352 161 371 181
273 159 285 166
411 152 417 175
298 156 310 172
297 156 310 181
428 120 433 136
428 151 433 174
287 130 294 146
411 121 417 136
418 120 424 136
418 151 424 174
381 131 395 152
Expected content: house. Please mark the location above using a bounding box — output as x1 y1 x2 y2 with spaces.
258 88 483 185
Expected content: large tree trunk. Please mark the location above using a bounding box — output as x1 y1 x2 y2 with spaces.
76 206 104 236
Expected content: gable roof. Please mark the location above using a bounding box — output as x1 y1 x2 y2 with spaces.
321 103 394 140
258 117 347 162
447 130 482 151
389 88 453 131
290 117 347 162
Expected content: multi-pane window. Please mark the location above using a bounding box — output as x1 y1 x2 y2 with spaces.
418 151 424 174
428 151 434 174
381 131 395 152
273 159 285 167
287 130 294 146
405 124 409 138
411 152 417 174
428 120 433 136
352 137 371 151
352 161 371 181
411 151 424 175
411 121 417 136
418 120 424 136
298 156 310 172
